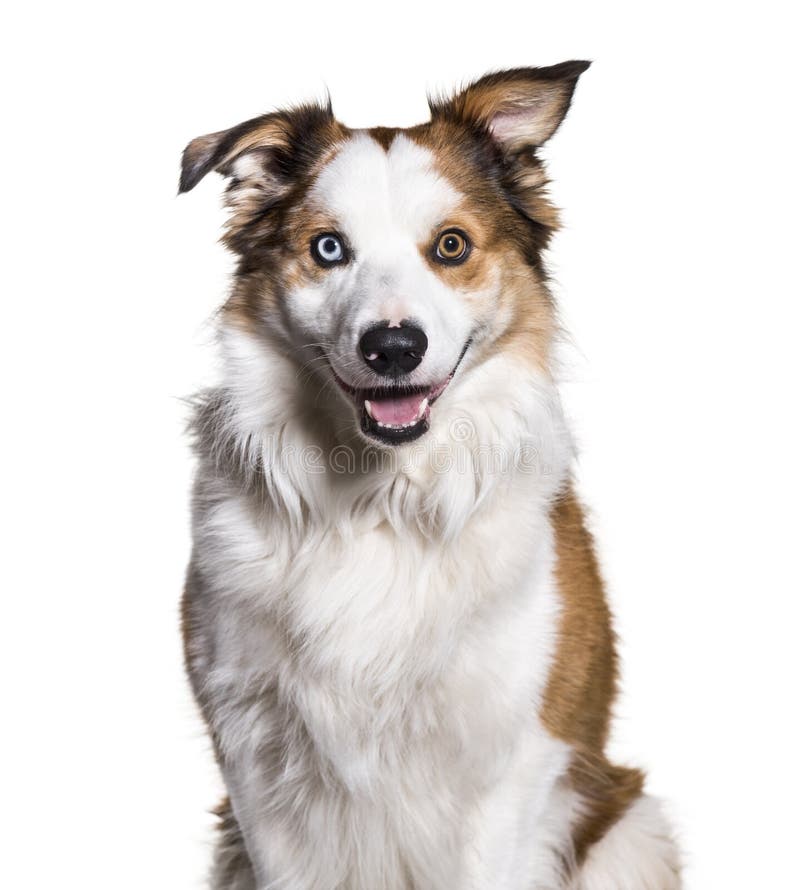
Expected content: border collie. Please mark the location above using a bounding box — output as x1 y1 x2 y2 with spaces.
179 62 680 889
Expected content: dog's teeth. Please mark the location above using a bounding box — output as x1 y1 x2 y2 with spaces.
364 400 375 420
416 397 429 419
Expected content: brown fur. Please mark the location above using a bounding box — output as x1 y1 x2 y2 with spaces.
545 487 645 864
543 490 617 749
428 62 590 149
210 798 256 890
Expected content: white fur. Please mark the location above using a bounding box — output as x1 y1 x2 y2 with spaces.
276 134 495 395
573 796 681 890
188 132 677 888
194 328 576 887
200 490 570 888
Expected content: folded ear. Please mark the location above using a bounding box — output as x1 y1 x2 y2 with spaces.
178 101 335 194
179 102 340 254
430 61 591 153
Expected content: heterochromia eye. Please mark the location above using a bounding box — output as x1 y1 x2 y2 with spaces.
435 229 470 264
311 233 347 266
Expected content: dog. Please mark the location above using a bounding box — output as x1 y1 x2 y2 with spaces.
179 62 681 889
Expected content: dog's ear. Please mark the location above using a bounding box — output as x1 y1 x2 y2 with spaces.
430 61 590 152
179 102 340 253
178 102 335 194
180 117 284 194
431 63 590 244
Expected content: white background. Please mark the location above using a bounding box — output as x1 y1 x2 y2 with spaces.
2 2 798 887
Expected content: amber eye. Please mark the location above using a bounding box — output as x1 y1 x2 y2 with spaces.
434 229 470 265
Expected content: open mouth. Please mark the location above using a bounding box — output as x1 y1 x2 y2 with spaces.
331 341 471 446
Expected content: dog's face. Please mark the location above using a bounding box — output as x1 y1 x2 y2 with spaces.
181 63 588 447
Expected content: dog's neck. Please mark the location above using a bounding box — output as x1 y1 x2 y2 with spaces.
192 326 572 544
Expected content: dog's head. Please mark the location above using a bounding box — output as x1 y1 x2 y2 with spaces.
181 63 588 449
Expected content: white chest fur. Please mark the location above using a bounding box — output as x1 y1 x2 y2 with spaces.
192 472 573 890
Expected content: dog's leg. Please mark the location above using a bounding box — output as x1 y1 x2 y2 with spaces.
210 798 257 890
572 794 681 890
461 734 577 890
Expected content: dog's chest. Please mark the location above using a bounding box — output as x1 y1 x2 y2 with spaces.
195 485 566 886
201 485 559 760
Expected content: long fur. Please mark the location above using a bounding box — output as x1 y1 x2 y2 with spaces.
180 64 680 889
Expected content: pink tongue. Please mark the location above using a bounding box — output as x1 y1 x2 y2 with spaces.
367 392 427 425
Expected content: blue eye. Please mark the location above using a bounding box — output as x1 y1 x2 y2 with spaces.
312 233 347 266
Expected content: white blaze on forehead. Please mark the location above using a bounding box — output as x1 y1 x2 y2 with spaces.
309 133 462 249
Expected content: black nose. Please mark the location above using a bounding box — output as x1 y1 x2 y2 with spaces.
359 325 428 376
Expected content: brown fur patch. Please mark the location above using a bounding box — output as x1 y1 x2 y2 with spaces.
210 798 255 889
545 488 644 864
543 489 617 749
492 267 556 373
428 62 590 149
367 126 398 150
411 118 560 266
221 115 349 260
407 122 559 373
212 114 351 332
423 66 592 246
418 206 499 288
569 751 645 863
